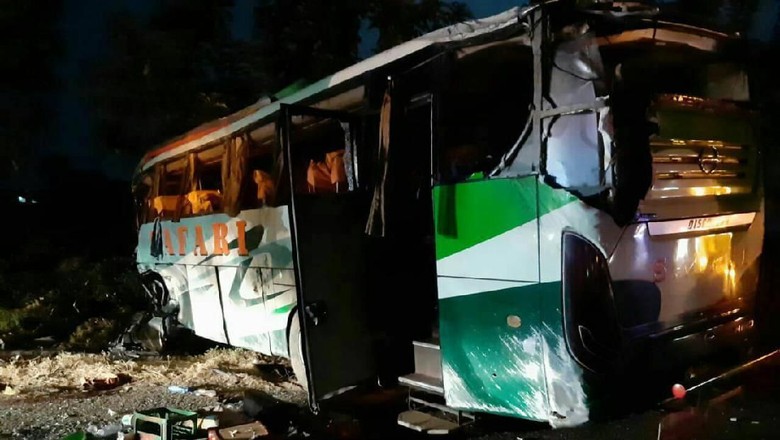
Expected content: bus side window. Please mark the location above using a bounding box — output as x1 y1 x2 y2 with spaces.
244 143 276 208
290 118 354 195
190 161 222 215
438 44 533 182
187 146 225 216
153 161 184 220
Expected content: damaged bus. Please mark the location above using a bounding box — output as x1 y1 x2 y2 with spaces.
133 0 763 430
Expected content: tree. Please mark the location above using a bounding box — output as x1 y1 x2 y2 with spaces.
662 0 760 34
253 0 472 91
254 0 365 91
0 0 63 179
365 0 472 52
84 0 270 156
86 0 471 157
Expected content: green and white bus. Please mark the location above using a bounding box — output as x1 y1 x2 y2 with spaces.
133 1 763 429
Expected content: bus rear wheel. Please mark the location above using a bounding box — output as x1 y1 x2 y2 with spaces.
288 310 308 390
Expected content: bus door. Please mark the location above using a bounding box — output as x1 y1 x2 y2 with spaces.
280 104 375 409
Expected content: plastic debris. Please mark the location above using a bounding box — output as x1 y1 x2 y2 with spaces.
107 409 117 417
86 422 122 438
167 385 191 394
194 389 218 398
120 414 133 427
730 417 737 422
2 385 18 396
200 415 220 429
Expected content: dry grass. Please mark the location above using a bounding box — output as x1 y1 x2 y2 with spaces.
0 348 304 400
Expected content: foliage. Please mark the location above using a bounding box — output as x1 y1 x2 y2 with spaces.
364 0 472 52
253 0 365 91
84 0 270 157
86 0 472 157
0 257 149 351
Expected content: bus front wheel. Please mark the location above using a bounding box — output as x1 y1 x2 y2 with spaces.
288 310 308 390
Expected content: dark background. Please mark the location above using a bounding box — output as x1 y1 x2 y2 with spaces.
1 0 778 350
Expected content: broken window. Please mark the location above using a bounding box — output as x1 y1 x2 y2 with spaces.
543 28 607 197
242 125 278 209
437 44 533 183
152 158 186 220
289 117 356 195
531 23 752 224
184 145 225 216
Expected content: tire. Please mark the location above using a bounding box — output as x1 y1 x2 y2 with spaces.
288 310 309 390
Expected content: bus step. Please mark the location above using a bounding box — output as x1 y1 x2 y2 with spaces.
398 410 458 435
399 373 444 395
413 340 442 381
398 394 474 435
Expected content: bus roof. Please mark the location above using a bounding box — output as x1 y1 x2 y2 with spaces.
135 6 530 174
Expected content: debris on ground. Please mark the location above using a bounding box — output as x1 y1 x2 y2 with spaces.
242 390 301 435
168 385 191 394
218 421 269 439
194 389 218 398
2 384 17 395
0 348 304 397
0 348 306 439
83 373 132 391
131 407 199 439
85 422 123 438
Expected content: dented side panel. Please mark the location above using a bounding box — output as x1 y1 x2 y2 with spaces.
537 185 623 426
135 206 297 357
434 177 592 424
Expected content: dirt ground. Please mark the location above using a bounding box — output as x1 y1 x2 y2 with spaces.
0 348 307 440
5 347 780 440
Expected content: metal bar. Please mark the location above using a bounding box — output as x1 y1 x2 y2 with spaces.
280 103 320 413
661 349 780 405
539 99 609 119
531 8 543 173
408 396 475 420
688 349 780 393
283 103 356 120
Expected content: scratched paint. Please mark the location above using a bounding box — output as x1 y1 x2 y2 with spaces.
136 206 297 357
435 172 763 426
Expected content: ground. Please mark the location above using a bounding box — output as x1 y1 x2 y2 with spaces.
4 348 780 440
0 349 306 439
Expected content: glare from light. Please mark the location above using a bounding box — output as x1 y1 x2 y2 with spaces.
697 256 708 271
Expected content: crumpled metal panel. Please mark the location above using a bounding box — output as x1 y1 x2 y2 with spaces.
544 31 606 196
540 322 589 427
439 282 549 421
135 206 298 357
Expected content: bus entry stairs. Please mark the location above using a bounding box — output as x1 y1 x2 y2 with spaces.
397 339 475 435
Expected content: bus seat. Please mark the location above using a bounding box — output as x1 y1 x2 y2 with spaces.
186 190 222 214
152 195 182 217
326 149 347 188
252 169 276 205
306 159 334 192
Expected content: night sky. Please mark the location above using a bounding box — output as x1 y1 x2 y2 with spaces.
45 0 780 184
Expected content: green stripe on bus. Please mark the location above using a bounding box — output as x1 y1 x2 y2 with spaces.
271 303 294 315
433 177 575 261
